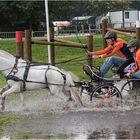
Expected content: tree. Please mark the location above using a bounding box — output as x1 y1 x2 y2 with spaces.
0 1 139 31
0 1 44 31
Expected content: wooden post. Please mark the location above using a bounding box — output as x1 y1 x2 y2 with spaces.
102 19 108 48
86 35 93 67
50 27 55 65
25 30 32 61
16 31 24 58
136 20 140 41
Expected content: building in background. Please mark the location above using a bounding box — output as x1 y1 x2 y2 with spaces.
72 16 96 33
53 21 72 34
96 10 140 29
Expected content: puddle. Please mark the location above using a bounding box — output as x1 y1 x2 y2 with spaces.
1 87 140 139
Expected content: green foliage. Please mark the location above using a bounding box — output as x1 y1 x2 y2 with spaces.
0 1 139 31
0 1 44 31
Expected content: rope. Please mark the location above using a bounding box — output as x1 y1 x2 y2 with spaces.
56 55 83 64
75 31 101 72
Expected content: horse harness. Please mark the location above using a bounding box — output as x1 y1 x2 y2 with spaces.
6 58 66 92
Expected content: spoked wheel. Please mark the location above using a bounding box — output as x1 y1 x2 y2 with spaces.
121 80 140 99
90 84 122 102
121 80 133 94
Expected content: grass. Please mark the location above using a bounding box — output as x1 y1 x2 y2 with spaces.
0 34 130 87
0 114 20 137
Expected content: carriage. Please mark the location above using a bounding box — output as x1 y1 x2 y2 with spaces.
75 58 140 103
0 50 140 110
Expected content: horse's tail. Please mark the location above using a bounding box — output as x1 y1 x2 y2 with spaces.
66 73 83 106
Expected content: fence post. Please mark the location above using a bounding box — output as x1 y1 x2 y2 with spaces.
25 30 32 61
136 20 140 41
50 27 55 65
86 34 93 67
16 31 24 58
102 19 108 48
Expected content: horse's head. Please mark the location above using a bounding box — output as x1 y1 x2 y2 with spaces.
0 50 15 69
0 50 15 59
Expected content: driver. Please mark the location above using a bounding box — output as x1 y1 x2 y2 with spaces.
87 31 133 77
125 39 140 78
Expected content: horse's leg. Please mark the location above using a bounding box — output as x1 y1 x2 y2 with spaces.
0 85 10 110
62 86 73 101
0 84 10 95
0 96 6 110
0 82 21 110
19 92 27 111
49 85 67 101
2 83 21 97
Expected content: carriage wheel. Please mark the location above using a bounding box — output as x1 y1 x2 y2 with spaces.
121 80 140 99
90 84 122 102
121 80 133 94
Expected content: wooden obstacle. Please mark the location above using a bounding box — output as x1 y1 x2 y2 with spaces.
16 31 24 58
16 29 94 67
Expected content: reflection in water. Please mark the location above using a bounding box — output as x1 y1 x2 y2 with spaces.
115 129 130 139
0 136 10 140
1 123 140 139
87 126 140 139
73 134 87 140
88 128 112 139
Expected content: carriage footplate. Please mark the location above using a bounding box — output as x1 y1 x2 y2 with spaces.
83 64 101 81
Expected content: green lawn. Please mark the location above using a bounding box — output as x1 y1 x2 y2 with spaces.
0 34 130 87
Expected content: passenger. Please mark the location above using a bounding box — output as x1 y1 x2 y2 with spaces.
86 31 133 77
125 39 140 78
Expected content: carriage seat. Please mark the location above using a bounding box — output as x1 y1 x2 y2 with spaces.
83 64 121 82
83 64 101 81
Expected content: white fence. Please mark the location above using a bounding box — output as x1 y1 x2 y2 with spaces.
0 29 101 39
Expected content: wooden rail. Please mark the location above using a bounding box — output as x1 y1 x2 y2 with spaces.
32 40 87 48
107 28 135 38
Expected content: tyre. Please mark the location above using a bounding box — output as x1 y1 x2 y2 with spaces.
121 80 140 99
90 84 122 102
121 80 133 94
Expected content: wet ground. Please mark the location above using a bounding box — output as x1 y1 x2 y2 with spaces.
1 85 140 139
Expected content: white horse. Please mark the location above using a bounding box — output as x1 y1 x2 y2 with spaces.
0 50 83 110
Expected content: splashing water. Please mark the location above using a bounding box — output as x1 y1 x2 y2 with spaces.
3 84 140 114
